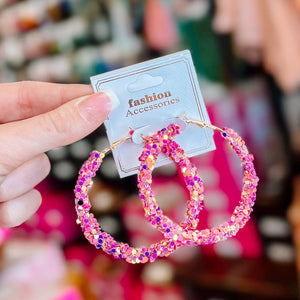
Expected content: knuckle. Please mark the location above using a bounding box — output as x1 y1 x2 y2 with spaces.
16 81 34 117
41 107 73 137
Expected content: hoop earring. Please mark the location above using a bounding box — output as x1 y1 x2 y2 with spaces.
137 117 259 245
138 125 205 236
74 118 258 263
74 123 204 264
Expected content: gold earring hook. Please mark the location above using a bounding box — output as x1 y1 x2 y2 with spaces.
111 135 132 150
108 126 136 152
107 115 224 154
176 113 224 133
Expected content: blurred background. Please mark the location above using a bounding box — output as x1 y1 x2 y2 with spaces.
0 0 300 299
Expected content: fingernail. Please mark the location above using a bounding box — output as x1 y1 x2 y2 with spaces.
102 89 120 111
77 90 119 123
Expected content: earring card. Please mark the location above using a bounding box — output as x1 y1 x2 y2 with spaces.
90 50 215 178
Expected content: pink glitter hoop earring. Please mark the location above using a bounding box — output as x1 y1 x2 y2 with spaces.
138 125 205 236
137 118 259 246
74 124 205 264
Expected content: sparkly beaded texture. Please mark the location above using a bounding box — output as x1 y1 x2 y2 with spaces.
137 125 259 246
74 124 203 264
137 124 205 236
74 123 259 264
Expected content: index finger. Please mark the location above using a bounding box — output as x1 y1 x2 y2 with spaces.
0 81 93 123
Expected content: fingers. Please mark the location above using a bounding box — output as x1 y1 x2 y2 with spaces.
0 154 49 227
0 91 115 175
0 189 42 227
0 154 50 200
0 81 93 123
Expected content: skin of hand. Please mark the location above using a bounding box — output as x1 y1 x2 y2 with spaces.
0 81 113 227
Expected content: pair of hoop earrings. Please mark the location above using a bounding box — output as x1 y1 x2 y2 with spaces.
74 116 259 264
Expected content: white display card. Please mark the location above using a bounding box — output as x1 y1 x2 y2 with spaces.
90 50 215 178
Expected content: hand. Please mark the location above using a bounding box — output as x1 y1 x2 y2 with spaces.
0 81 113 227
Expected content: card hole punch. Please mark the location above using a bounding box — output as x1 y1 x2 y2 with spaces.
127 74 163 92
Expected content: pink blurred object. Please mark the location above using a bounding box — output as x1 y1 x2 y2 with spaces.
260 0 300 92
64 244 98 268
0 239 69 299
53 287 83 300
18 181 81 244
144 0 178 51
65 244 141 300
213 0 236 33
234 0 263 64
138 282 185 300
0 239 66 286
213 0 300 92
65 244 184 300
0 228 12 245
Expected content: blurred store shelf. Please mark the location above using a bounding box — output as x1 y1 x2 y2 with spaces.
176 256 298 300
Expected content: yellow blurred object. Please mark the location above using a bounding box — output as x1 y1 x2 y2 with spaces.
65 264 97 300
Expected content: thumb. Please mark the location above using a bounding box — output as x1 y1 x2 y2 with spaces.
0 90 119 173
